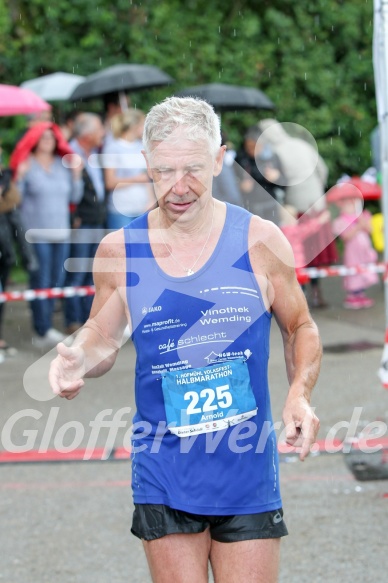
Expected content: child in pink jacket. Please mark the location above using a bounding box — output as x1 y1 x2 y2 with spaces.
328 184 378 309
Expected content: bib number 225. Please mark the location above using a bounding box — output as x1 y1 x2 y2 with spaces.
184 385 232 415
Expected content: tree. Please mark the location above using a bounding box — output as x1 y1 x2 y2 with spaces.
0 0 376 182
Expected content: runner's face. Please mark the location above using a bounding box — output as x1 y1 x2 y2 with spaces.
144 134 224 222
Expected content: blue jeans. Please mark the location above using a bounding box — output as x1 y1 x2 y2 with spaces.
64 225 104 326
29 242 69 336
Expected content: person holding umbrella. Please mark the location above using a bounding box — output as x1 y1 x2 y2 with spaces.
10 122 83 348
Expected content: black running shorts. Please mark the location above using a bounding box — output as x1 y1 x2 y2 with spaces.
131 504 288 543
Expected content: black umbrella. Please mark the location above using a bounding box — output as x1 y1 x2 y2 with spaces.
176 83 275 111
70 64 174 100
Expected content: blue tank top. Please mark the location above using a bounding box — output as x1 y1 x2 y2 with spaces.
124 203 282 515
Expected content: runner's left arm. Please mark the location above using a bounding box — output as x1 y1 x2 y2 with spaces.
249 218 321 460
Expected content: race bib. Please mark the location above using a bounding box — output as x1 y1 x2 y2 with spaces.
161 359 257 436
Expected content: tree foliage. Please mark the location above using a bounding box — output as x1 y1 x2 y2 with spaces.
0 0 376 182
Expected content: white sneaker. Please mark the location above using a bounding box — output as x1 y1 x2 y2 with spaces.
32 334 55 350
46 328 66 342
0 344 18 358
32 329 65 350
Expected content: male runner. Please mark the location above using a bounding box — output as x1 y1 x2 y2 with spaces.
49 97 321 583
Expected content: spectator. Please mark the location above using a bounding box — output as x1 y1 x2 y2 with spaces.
10 122 83 348
59 110 79 142
235 125 284 224
212 131 244 206
329 184 379 309
64 113 106 334
258 119 337 308
103 109 155 230
0 166 20 360
102 92 128 149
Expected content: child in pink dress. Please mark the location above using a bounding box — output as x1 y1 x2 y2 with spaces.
330 187 378 309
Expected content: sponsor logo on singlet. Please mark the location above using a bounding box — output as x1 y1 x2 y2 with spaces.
142 305 162 315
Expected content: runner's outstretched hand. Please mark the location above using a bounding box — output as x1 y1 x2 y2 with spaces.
49 342 86 400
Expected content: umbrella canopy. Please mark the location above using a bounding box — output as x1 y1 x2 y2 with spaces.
70 64 174 100
21 72 85 101
326 182 365 205
175 83 275 111
0 84 51 116
345 177 382 200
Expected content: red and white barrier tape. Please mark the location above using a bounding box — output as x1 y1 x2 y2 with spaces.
297 262 386 279
0 263 386 303
0 285 95 303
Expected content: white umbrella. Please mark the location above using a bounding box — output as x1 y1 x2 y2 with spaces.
21 72 85 101
374 0 388 388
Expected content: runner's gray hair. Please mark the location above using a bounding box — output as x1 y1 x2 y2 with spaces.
143 97 222 156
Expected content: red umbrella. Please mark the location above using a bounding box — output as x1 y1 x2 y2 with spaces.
0 84 51 116
346 176 382 200
327 177 382 205
326 182 364 204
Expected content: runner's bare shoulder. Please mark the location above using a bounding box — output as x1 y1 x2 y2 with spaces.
248 215 295 275
94 229 127 286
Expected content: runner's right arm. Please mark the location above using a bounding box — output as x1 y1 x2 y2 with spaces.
49 230 129 399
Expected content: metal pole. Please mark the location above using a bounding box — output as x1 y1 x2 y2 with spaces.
379 1 388 328
374 0 388 386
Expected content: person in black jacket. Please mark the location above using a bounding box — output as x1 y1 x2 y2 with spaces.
235 125 285 225
64 113 106 334
0 161 39 357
